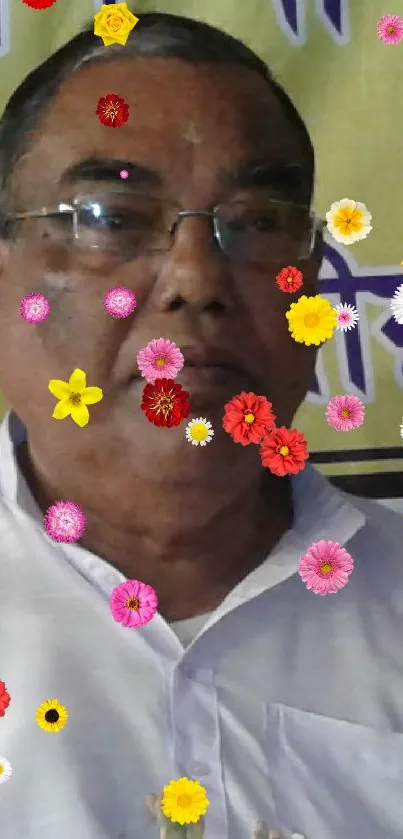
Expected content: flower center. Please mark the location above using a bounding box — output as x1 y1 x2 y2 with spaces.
157 395 174 416
105 104 119 120
69 392 82 405
279 445 289 456
177 794 192 808
244 413 255 424
190 423 208 442
341 409 350 418
106 13 124 31
387 24 396 33
125 597 140 611
286 276 293 283
304 312 320 328
320 562 333 574
45 708 60 723
155 357 166 367
0 765 4 775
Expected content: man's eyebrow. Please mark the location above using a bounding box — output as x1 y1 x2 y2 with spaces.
59 157 163 187
221 160 307 198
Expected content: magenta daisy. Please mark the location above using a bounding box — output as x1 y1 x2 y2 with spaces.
110 579 158 628
376 14 403 44
44 501 87 543
103 286 137 319
137 338 185 383
298 540 354 595
326 394 365 432
20 293 51 324
119 169 129 179
334 303 359 332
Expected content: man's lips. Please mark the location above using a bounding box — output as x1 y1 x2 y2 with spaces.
128 345 245 386
128 364 243 386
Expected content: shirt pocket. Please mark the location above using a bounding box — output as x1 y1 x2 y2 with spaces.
264 703 403 839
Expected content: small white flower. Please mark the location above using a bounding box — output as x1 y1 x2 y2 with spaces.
326 198 372 245
185 418 214 446
390 283 403 325
334 303 359 332
0 756 12 784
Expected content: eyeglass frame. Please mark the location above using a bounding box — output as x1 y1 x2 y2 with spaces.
5 194 325 263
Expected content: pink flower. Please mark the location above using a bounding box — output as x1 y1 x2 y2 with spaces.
110 579 158 627
119 169 129 180
103 286 136 319
20 293 51 324
326 394 365 432
298 540 354 595
137 338 184 383
44 501 86 543
377 14 403 44
334 303 359 332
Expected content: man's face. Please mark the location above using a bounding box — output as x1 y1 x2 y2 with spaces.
0 56 321 487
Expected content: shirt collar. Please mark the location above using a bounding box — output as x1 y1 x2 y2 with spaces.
0 411 367 618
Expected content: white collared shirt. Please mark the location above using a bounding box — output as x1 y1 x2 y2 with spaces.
1 411 403 839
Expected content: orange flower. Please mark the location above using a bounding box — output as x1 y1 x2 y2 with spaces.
222 391 276 446
276 265 303 293
260 426 309 476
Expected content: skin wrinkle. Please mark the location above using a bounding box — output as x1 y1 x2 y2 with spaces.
0 56 321 620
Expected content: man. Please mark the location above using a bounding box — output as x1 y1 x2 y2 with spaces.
0 11 402 839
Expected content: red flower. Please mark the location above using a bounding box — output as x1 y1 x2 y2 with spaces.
22 0 57 7
0 680 11 717
276 265 303 293
141 378 190 428
222 391 276 446
260 426 309 476
96 94 130 128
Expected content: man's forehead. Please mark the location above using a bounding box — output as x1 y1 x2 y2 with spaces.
13 55 305 203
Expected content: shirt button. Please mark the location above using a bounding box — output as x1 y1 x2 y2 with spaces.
181 664 196 679
190 762 210 777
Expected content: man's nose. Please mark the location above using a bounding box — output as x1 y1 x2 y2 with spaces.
154 215 235 314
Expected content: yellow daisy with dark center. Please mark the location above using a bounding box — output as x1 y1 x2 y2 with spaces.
36 699 68 733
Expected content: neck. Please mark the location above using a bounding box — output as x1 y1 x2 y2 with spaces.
18 441 293 620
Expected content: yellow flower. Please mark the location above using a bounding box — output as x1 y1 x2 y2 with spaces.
325 198 372 245
48 368 103 427
286 294 337 346
94 2 139 46
35 699 68 733
161 777 209 825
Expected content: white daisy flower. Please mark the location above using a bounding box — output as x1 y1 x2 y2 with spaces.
326 198 372 245
185 418 214 446
334 303 359 332
400 418 403 440
390 283 403 325
0 756 12 784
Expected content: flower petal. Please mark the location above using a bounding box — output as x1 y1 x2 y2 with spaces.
68 368 86 392
71 403 90 427
82 387 103 405
52 400 73 420
48 380 70 400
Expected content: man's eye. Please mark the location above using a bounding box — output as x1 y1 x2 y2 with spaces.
228 214 278 233
79 209 147 231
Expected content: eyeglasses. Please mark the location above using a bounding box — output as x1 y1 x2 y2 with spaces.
6 191 323 267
